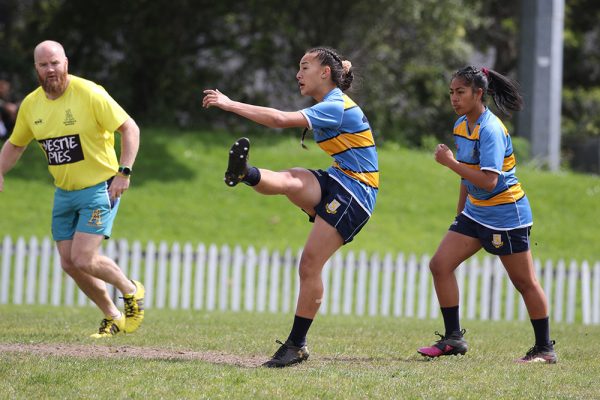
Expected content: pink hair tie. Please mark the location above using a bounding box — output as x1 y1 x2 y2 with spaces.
481 67 489 77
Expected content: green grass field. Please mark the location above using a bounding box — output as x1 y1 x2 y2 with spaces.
1 305 599 399
1 129 599 262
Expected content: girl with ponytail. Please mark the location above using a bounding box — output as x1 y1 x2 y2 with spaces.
417 66 557 364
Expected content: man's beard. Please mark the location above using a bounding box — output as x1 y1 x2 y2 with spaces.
38 70 68 96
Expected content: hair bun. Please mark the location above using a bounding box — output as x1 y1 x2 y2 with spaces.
342 60 352 74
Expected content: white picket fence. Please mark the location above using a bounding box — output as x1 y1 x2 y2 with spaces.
1 235 599 325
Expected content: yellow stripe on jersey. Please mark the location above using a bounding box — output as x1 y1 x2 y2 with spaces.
454 117 510 139
343 95 357 109
318 130 375 156
461 162 481 170
503 153 516 171
453 121 480 140
468 183 525 207
334 163 379 188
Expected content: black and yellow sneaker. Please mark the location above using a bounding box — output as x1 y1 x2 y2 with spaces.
90 314 125 338
262 339 310 368
224 137 250 187
417 329 468 358
123 280 145 333
516 340 557 364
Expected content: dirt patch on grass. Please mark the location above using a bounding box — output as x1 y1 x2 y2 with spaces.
0 343 264 368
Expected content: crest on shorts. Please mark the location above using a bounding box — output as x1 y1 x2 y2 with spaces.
325 199 341 214
88 210 103 227
491 234 504 249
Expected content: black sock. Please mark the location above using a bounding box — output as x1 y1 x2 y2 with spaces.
287 315 313 347
242 166 261 186
530 317 551 347
441 306 460 337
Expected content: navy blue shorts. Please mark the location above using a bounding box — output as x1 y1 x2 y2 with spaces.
305 169 370 244
449 213 531 255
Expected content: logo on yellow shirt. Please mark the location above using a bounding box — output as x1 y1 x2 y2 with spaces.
63 109 76 126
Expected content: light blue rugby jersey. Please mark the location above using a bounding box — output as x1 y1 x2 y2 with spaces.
300 88 379 214
454 107 532 229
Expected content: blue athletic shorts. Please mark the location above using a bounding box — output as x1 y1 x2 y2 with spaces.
51 178 120 241
449 213 531 255
306 169 370 244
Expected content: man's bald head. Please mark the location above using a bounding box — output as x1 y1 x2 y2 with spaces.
34 40 67 63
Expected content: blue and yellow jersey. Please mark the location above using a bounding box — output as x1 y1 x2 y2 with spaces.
453 107 532 229
10 75 129 191
301 88 379 213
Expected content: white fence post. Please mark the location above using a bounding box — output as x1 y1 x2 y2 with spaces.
244 246 256 312
193 243 206 310
51 246 62 306
356 251 368 316
38 237 52 305
479 256 492 320
144 241 156 309
393 253 405 317
206 244 218 311
581 261 591 325
219 245 231 312
553 260 566 322
466 257 479 320
231 245 243 312
281 248 293 314
130 240 142 282
13 237 26 305
405 254 417 318
25 236 39 305
368 253 380 317
343 251 355 315
1 236 13 304
594 261 600 325
256 248 269 312
169 242 182 310
381 253 393 317
330 252 343 315
269 250 280 313
155 241 169 309
181 242 193 310
417 254 429 319
491 258 503 321
566 260 578 324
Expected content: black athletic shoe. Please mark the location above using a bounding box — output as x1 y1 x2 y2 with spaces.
417 329 468 358
224 137 250 187
262 339 310 368
516 340 557 364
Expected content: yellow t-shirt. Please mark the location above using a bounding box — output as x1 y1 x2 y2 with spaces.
10 75 129 190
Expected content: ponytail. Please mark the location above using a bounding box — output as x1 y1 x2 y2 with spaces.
453 66 523 114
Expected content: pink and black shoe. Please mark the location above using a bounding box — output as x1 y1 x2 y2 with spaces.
418 329 468 358
516 340 557 364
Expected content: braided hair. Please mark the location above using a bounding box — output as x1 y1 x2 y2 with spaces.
306 47 354 91
453 66 523 115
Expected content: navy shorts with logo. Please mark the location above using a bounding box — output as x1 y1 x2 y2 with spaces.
306 169 370 244
449 213 531 255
